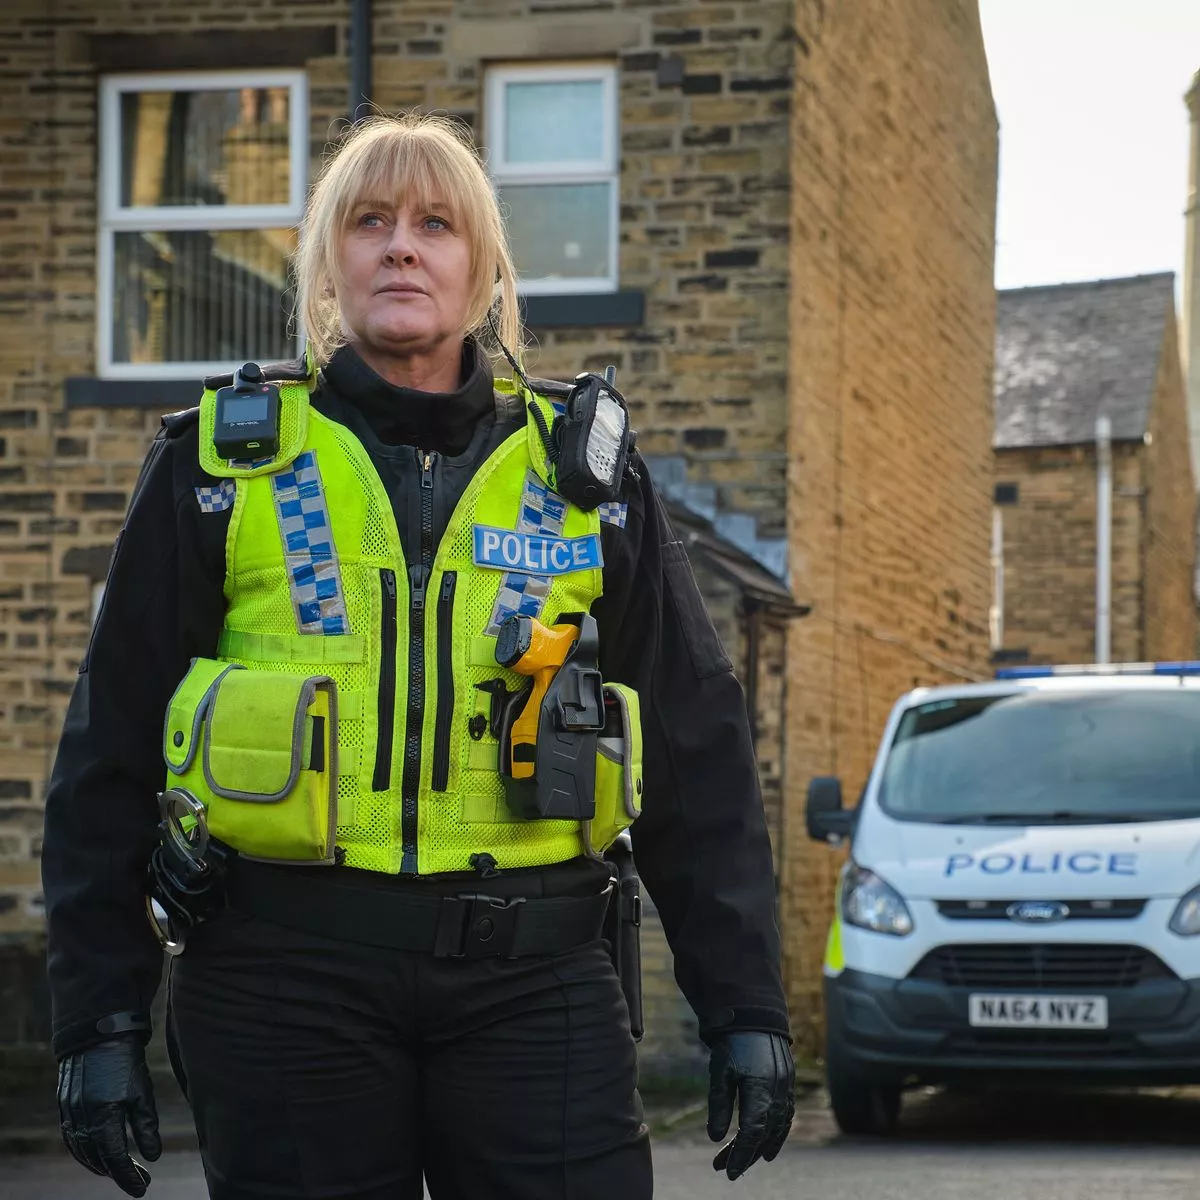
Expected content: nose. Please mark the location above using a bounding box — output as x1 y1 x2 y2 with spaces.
382 223 417 267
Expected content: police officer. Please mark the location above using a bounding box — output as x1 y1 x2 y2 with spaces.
43 112 794 1199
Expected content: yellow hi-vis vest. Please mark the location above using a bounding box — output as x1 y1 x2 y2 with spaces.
161 370 642 875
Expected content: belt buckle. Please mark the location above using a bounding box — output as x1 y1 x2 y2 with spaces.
436 893 526 959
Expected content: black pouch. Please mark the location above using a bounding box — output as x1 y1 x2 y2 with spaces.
603 831 644 1041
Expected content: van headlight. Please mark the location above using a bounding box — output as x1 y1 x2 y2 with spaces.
841 862 914 936
1169 885 1200 935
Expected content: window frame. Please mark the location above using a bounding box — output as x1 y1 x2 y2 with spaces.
485 63 620 297
96 69 309 381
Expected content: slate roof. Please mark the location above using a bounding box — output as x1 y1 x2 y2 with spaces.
994 273 1176 449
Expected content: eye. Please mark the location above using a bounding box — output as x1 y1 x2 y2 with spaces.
424 214 451 232
357 211 386 229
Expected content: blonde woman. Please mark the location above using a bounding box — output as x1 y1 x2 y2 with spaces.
44 113 794 1199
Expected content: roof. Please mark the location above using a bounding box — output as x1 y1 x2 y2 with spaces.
994 273 1175 449
906 671 1200 706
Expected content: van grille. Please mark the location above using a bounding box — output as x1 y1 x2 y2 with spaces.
944 1030 1138 1058
910 943 1172 989
936 899 1146 921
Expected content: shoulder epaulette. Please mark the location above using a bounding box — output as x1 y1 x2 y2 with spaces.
525 376 573 400
202 353 311 392
161 406 200 438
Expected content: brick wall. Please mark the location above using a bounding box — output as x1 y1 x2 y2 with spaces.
0 0 797 1077
995 444 1144 665
782 0 998 1055
1142 318 1197 661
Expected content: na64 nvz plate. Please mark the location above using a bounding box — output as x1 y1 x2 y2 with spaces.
968 994 1108 1029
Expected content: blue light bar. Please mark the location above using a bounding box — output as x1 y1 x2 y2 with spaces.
995 662 1200 680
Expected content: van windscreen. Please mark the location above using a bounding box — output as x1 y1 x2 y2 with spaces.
878 689 1200 824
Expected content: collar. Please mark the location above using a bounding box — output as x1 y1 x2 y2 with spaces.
320 338 497 455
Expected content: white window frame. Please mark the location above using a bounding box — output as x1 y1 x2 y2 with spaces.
485 63 619 296
96 69 308 380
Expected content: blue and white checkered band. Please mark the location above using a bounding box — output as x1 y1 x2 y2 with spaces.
194 479 236 514
597 500 628 529
228 455 275 470
484 470 574 636
270 450 350 635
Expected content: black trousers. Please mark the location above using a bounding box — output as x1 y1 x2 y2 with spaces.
166 907 653 1199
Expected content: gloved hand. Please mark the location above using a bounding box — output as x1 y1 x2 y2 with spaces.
57 1034 162 1197
707 1031 795 1181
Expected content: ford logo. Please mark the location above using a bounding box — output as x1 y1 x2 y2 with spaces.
1006 901 1070 924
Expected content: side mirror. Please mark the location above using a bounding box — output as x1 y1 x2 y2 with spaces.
807 776 853 843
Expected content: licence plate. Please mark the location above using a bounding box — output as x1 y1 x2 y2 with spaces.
968 994 1108 1029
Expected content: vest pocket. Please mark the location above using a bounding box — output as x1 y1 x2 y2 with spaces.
162 657 339 864
583 683 643 855
431 571 457 792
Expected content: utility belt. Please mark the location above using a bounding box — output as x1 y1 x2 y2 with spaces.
146 810 643 1036
225 852 613 960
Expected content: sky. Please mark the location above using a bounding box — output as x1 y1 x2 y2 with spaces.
978 0 1200 291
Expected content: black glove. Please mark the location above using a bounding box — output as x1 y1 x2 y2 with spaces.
707 1031 795 1180
57 1034 162 1197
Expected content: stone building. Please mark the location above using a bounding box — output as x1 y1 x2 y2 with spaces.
1183 70 1200 478
991 274 1196 668
0 0 997 1075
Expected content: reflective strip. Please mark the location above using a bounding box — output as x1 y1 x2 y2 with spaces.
270 450 350 635
824 914 845 975
219 629 365 664
485 469 567 635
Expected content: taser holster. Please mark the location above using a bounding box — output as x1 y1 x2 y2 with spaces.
491 613 645 858
499 613 605 822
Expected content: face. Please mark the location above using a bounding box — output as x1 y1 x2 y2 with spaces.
335 199 473 361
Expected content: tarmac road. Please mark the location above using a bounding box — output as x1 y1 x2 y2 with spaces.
6 1084 1200 1198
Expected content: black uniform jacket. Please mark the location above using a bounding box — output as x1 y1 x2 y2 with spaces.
41 341 790 1058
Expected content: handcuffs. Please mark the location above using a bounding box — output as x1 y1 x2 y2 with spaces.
144 787 227 956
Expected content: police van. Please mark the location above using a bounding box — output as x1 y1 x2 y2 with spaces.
809 662 1200 1134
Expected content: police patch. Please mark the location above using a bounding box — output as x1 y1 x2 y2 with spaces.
194 480 236 513
473 526 603 576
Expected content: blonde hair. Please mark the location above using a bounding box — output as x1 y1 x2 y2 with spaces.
294 112 524 370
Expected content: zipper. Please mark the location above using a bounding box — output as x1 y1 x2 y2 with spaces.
400 450 437 871
372 568 397 791
431 571 457 791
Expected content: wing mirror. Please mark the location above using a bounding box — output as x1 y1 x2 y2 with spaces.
806 776 853 844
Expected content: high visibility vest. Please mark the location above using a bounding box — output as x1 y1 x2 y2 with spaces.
162 369 641 875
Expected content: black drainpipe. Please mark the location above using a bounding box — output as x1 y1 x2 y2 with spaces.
349 0 373 123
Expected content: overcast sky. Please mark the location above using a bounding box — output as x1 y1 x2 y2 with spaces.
978 0 1200 292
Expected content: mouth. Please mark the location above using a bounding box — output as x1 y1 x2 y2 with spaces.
378 283 426 296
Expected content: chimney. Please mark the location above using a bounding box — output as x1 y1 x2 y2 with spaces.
1185 71 1200 479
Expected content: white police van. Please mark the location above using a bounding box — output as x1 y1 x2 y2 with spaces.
809 662 1200 1135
